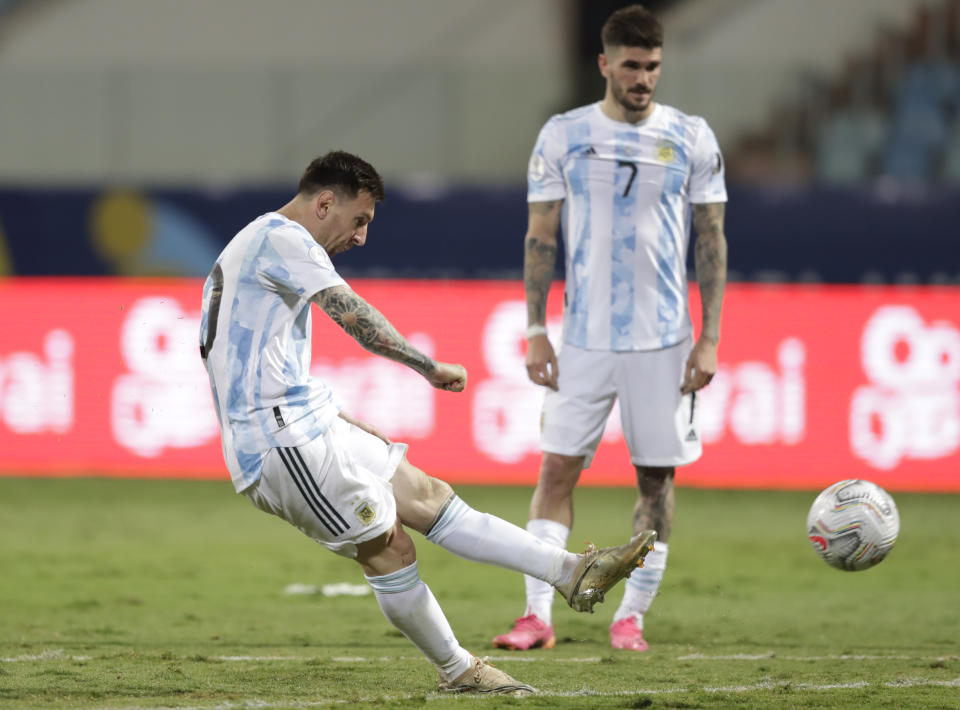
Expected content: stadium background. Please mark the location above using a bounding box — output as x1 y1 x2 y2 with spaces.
1 0 959 492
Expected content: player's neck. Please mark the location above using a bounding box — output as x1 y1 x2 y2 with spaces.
276 198 319 241
276 199 299 223
599 96 656 125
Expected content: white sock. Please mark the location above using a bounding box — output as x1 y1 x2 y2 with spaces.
613 541 668 628
523 519 570 626
365 561 473 681
426 496 577 588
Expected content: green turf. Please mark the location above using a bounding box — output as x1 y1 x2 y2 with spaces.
0 477 958 709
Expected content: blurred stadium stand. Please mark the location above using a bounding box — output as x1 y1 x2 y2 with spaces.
0 0 957 283
729 0 960 186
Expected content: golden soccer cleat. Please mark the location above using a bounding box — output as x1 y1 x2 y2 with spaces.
555 530 658 613
437 656 536 695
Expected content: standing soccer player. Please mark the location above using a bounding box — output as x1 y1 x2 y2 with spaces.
494 4 728 653
199 150 656 694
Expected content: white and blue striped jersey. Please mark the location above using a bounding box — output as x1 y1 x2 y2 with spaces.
528 102 727 351
200 212 345 493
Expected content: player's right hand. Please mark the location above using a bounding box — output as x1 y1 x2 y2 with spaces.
427 362 467 392
525 334 558 390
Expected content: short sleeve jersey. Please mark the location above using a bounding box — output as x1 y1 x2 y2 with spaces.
527 102 727 351
199 212 346 492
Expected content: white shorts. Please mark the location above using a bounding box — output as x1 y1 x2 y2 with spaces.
540 339 702 468
243 417 408 559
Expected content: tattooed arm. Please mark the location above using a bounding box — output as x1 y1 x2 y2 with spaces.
524 200 562 328
692 202 727 344
313 284 466 392
524 199 563 389
682 201 728 395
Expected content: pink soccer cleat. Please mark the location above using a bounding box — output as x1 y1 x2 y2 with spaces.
609 615 649 651
492 614 556 650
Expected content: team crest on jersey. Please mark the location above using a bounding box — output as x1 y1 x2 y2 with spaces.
655 139 677 164
355 501 377 526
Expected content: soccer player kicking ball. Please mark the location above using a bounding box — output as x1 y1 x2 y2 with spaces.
199 150 656 695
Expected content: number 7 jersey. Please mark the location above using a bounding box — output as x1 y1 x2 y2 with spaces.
527 102 727 352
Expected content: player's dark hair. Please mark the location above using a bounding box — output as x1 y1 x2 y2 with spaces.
298 150 385 202
601 4 663 50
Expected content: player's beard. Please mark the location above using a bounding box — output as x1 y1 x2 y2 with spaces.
613 82 653 114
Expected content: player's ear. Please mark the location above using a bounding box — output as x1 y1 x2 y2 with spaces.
599 45 621 78
315 190 335 220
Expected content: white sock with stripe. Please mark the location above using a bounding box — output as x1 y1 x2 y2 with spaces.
522 519 570 625
426 496 577 588
613 541 668 629
365 561 473 681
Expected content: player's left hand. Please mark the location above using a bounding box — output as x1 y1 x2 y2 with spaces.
338 411 392 444
681 337 718 394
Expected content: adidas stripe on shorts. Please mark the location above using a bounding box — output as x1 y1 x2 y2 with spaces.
243 416 408 559
540 338 702 468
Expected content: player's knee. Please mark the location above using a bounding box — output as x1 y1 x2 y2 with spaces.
407 476 454 532
426 476 454 509
393 460 454 533
539 453 583 494
636 466 674 494
356 520 417 576
356 526 394 559
636 466 674 483
386 525 416 559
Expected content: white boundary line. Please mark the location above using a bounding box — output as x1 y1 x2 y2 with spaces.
1 649 91 662
217 654 605 664
678 652 960 662
5 649 959 665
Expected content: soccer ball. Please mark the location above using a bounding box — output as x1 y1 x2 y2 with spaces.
806 479 899 571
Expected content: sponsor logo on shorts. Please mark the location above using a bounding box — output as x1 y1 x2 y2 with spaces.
685 429 698 442
355 501 376 526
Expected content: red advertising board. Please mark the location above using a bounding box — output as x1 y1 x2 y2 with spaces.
0 278 957 491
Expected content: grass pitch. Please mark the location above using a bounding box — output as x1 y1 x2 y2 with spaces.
1 476 958 709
